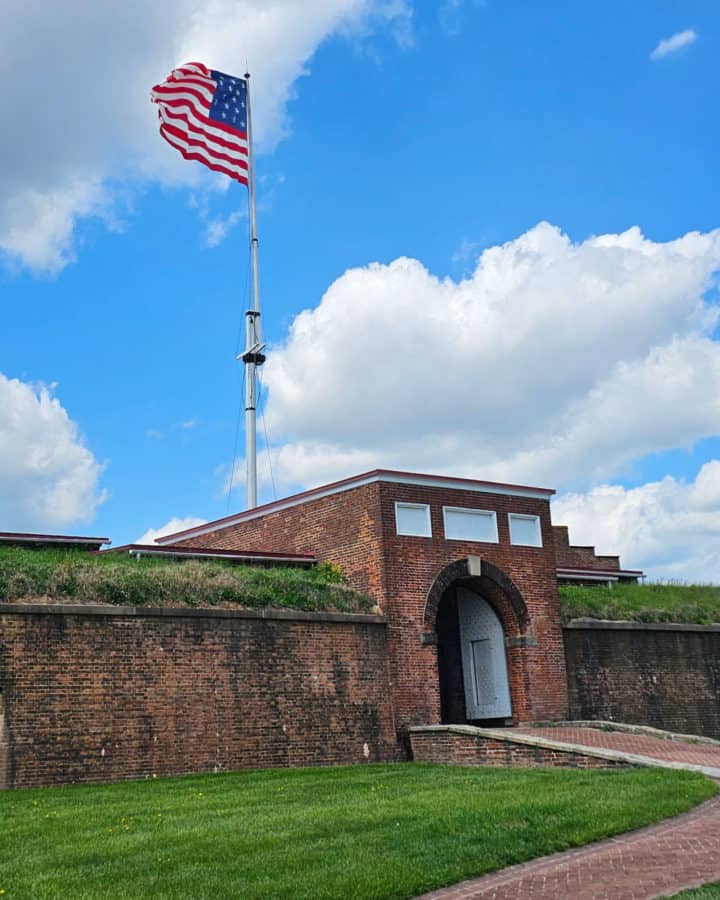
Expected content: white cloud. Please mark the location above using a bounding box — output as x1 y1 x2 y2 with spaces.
650 28 697 60
477 334 720 486
0 179 114 276
0 0 412 274
438 0 484 36
222 442 380 496
135 516 208 546
187 194 246 248
249 223 720 496
451 237 483 269
205 210 246 248
0 374 106 530
553 462 720 581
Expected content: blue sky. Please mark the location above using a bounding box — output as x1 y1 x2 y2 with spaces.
1 1 719 578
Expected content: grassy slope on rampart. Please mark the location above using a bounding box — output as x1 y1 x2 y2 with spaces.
559 581 720 625
0 547 372 614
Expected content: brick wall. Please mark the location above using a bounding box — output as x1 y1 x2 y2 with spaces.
170 482 387 600
0 687 8 790
409 727 628 769
376 482 568 728
170 478 569 731
552 526 620 571
0 604 399 789
564 622 720 739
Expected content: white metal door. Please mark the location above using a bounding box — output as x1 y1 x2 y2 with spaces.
457 587 512 720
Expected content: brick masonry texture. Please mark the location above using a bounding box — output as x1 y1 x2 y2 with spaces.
564 624 720 739
376 483 567 728
552 525 620 571
171 480 570 732
408 729 628 770
171 481 388 599
514 725 720 769
0 606 399 789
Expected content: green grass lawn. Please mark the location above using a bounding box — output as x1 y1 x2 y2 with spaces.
0 764 714 899
0 546 371 613
559 581 720 625
664 885 720 898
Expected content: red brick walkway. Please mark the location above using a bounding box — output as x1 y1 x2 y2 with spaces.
418 795 720 899
417 726 720 900
514 726 720 771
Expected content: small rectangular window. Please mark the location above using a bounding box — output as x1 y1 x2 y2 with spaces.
508 513 542 547
395 502 432 537
443 507 498 543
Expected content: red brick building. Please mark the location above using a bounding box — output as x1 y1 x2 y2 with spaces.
160 469 639 732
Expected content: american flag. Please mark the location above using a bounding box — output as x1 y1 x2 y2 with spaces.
151 62 249 185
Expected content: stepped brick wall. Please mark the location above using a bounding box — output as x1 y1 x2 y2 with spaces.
0 604 398 789
552 525 620 571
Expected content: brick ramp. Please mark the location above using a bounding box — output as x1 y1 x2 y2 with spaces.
417 795 720 900
412 723 720 899
514 726 720 776
409 725 720 778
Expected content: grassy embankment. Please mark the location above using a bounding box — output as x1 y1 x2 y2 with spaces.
559 581 720 625
0 546 372 614
0 764 715 899
4 548 719 622
668 886 720 899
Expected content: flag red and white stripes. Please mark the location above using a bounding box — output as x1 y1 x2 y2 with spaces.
151 62 249 185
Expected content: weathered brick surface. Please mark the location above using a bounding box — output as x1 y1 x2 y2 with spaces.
171 482 388 600
376 482 567 728
0 687 8 790
0 606 399 789
409 730 628 769
173 479 569 731
564 623 720 739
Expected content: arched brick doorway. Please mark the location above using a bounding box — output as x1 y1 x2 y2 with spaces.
423 557 532 725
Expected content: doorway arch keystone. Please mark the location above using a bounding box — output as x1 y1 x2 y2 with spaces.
422 556 530 639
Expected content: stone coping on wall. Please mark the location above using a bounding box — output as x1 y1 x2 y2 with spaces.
530 720 720 748
0 602 387 626
407 725 720 779
565 618 720 632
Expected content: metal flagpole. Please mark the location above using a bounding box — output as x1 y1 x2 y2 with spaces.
240 70 265 509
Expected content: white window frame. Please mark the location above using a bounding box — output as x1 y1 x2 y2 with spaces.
508 513 543 547
442 506 499 544
394 501 432 538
